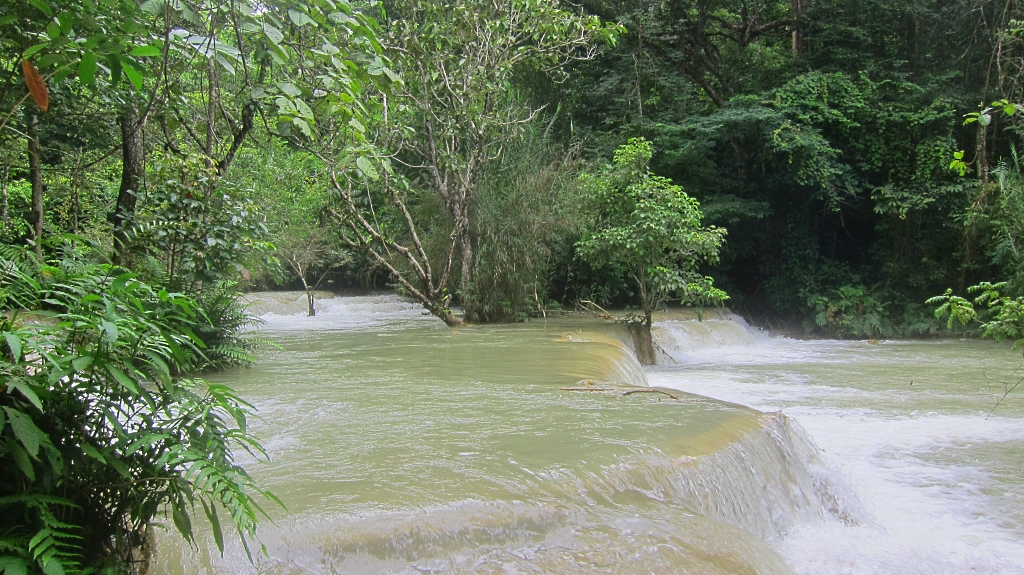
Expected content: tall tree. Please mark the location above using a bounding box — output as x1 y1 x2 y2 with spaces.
379 0 621 321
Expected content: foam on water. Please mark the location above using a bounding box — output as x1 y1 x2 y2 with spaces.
650 314 1024 575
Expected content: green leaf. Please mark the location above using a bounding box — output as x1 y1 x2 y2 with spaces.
81 443 105 462
45 21 61 40
3 407 42 457
78 52 97 85
121 60 143 90
56 12 72 35
4 332 22 361
202 499 225 554
279 82 302 97
27 0 52 16
129 44 162 57
7 381 43 412
262 23 284 45
295 98 314 120
106 366 139 394
172 501 194 542
101 320 118 343
291 117 312 137
22 43 49 58
0 15 19 27
356 156 377 180
72 354 93 372
109 56 122 87
1 557 29 575
9 442 35 482
42 557 65 575
288 9 315 26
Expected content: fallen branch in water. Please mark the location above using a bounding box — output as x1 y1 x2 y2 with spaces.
560 387 682 401
578 300 613 319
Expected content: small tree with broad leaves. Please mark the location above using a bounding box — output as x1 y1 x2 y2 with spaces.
576 138 728 365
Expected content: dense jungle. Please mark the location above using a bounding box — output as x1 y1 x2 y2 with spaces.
3 0 1024 573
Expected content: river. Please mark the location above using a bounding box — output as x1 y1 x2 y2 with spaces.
152 293 1024 574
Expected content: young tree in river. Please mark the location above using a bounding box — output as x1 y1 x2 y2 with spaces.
577 138 727 365
278 227 347 316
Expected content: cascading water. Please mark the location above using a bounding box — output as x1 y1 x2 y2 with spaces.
151 294 856 575
651 310 765 364
649 313 1024 574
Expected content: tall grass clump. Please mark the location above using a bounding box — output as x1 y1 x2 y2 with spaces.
467 117 584 322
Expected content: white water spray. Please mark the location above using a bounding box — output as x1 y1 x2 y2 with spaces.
650 313 1024 575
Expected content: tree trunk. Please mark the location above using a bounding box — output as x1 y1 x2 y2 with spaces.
458 218 475 322
434 305 463 327
112 99 146 265
1 164 10 226
791 0 806 59
27 112 43 256
628 313 657 366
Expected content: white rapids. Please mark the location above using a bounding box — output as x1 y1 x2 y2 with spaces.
649 314 1024 575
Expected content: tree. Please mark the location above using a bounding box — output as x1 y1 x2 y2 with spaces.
576 138 727 364
377 0 622 321
277 228 347 316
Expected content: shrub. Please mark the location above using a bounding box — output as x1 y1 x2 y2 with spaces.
0 245 274 574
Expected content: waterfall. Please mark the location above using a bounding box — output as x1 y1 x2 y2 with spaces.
665 412 863 540
652 311 765 364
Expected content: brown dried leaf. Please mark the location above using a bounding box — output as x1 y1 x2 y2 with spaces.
21 59 49 112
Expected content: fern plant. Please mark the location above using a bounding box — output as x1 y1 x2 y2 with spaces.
1 243 276 574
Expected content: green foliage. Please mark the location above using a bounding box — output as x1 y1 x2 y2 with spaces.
980 153 1024 292
468 116 583 322
806 284 892 338
0 244 274 574
228 141 351 291
558 0 1009 332
930 282 1024 351
576 138 727 318
128 154 272 285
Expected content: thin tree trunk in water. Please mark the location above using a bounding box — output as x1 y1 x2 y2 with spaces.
112 99 146 265
27 113 43 256
301 275 315 316
628 313 657 366
458 228 473 317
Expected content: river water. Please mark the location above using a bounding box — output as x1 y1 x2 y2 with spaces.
152 293 1024 575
